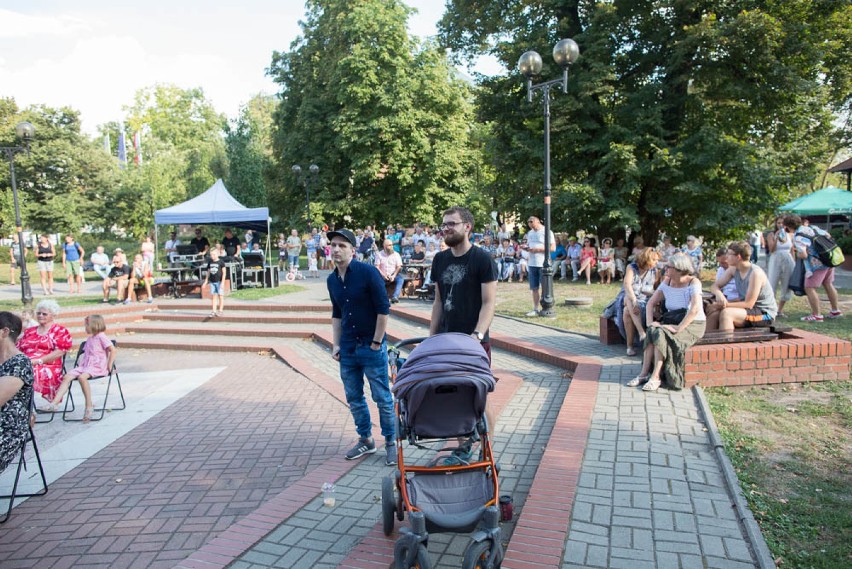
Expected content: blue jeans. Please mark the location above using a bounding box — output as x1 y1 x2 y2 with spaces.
288 254 299 269
388 275 404 299
339 341 394 443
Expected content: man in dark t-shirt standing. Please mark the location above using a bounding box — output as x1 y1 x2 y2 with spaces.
429 206 498 464
429 206 498 356
221 229 241 259
190 228 210 255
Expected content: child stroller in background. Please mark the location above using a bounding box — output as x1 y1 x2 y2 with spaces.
383 333 503 569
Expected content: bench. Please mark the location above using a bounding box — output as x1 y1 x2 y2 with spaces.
600 315 792 346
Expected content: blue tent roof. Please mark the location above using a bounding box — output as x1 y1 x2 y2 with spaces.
778 186 852 216
154 179 270 232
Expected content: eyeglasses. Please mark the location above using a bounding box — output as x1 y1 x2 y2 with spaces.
36 311 49 316
441 221 464 229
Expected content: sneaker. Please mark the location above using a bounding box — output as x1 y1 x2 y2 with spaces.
391 297 399 304
102 298 109 303
525 310 539 317
801 314 824 322
385 442 397 466
146 298 154 304
123 299 131 305
826 310 843 319
345 437 376 460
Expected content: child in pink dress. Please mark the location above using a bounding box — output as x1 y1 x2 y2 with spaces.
48 314 116 422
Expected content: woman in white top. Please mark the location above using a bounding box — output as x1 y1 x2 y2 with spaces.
765 215 795 318
627 253 706 391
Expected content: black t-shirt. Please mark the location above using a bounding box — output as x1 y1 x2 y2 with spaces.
430 245 498 339
108 264 131 279
222 236 240 257
190 237 210 253
410 250 426 262
206 259 226 283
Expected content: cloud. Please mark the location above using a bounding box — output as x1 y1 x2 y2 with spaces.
0 8 92 39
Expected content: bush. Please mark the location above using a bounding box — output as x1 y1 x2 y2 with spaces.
836 234 852 255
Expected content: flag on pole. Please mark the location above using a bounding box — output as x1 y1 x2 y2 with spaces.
103 133 110 155
117 125 127 169
133 131 142 165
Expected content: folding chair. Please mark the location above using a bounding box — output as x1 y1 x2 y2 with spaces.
62 340 125 422
0 389 49 523
33 352 71 424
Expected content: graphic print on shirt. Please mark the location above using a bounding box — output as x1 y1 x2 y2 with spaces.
441 263 467 313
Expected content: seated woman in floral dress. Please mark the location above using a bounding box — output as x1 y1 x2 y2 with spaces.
578 237 598 285
0 311 35 475
16 299 72 409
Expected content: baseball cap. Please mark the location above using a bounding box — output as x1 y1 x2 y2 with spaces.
327 228 356 247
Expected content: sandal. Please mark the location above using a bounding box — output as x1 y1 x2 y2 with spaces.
82 407 94 422
642 378 661 392
626 347 636 356
626 375 648 387
209 312 217 317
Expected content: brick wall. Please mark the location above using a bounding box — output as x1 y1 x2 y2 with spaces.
684 329 851 387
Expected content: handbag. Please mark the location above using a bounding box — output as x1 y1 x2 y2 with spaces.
789 258 806 296
659 308 687 325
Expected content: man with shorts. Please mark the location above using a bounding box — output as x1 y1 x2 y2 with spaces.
789 215 842 321
102 256 131 303
429 206 498 463
326 228 396 466
62 234 85 294
523 215 555 316
9 234 26 286
709 241 777 331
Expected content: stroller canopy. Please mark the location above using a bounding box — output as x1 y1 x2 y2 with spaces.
392 333 495 431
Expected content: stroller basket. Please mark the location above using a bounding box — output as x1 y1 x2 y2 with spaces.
407 469 494 532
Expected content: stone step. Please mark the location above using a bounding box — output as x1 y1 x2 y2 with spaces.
124 321 315 339
114 332 283 353
156 301 328 313
142 312 331 325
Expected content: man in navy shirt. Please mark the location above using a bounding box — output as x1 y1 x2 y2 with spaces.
326 228 396 465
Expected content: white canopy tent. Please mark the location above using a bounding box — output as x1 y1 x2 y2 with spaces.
153 179 271 263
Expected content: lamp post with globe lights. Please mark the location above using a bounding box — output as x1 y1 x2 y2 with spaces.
518 39 580 316
1 122 35 306
291 163 319 231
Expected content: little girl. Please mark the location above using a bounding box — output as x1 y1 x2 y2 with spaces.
308 250 319 278
48 314 116 422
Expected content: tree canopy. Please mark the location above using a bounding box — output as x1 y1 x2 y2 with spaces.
439 0 852 243
268 0 482 229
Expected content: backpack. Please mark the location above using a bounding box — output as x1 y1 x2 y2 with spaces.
811 232 845 267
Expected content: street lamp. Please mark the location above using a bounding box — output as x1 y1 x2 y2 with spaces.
518 38 580 316
1 122 35 306
291 163 319 230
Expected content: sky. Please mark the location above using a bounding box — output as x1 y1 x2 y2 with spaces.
0 0 503 135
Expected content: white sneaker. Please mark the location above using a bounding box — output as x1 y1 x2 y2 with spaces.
525 310 539 317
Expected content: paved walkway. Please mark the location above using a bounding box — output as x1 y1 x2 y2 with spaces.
0 276 770 568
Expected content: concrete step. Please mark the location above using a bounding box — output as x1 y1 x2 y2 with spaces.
155 301 328 313
124 321 315 339
114 332 285 353
142 312 331 325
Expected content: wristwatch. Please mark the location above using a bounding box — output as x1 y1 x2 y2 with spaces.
473 330 485 341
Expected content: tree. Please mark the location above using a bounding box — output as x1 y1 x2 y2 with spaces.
0 98 119 235
224 94 276 209
268 0 480 229
438 0 852 243
124 84 228 199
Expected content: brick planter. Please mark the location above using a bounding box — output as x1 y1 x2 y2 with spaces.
684 328 851 387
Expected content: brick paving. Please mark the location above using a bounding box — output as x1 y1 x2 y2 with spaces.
0 278 770 568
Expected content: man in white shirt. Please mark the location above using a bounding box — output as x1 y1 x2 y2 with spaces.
375 239 404 303
164 231 181 265
90 246 111 279
524 215 555 316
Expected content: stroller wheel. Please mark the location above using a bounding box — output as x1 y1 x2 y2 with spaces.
392 541 431 569
382 476 396 536
461 540 502 569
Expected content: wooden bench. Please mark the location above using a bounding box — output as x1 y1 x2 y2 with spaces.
600 314 792 346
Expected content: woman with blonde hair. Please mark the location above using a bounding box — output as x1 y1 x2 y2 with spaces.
617 248 661 355
628 253 706 391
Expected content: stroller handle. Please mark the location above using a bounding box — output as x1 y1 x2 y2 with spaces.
391 337 429 350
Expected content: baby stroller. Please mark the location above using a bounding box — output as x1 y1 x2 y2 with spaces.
383 333 503 569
